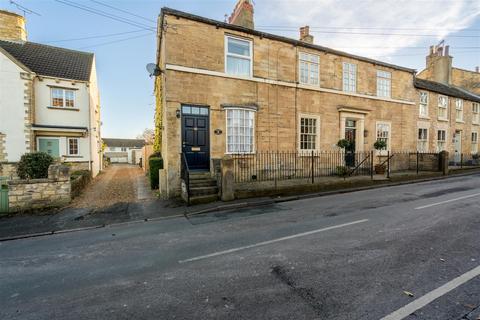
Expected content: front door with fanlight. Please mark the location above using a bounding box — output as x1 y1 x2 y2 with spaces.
345 120 356 166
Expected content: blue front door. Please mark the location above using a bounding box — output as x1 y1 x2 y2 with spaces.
38 138 60 157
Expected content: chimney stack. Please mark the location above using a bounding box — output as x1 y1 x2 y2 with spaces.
228 0 254 29
299 26 314 44
425 42 452 85
0 10 27 41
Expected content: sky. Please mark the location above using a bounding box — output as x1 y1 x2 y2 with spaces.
2 0 479 139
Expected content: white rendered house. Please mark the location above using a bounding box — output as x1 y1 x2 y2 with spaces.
0 9 102 177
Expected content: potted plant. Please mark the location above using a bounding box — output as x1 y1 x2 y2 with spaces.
337 139 351 150
373 140 387 174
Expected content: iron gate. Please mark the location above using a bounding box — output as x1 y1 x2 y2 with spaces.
0 176 8 214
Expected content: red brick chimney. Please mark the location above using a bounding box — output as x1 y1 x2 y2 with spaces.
228 0 254 29
300 26 313 44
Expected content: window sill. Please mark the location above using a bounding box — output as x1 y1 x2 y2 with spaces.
437 118 449 122
63 155 83 158
48 106 79 111
473 123 480 126
419 116 431 120
456 120 465 124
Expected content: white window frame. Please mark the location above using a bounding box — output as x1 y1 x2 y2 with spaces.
50 87 76 108
417 128 429 152
455 99 464 122
438 95 448 121
342 62 357 93
436 129 447 152
298 114 321 152
225 35 253 77
375 121 391 155
299 52 320 86
419 91 429 118
376 70 391 98
225 108 256 154
473 103 480 125
472 131 478 154
67 138 79 156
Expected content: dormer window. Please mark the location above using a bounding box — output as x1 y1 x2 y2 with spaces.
51 88 75 108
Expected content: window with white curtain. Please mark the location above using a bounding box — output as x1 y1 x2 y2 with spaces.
226 108 255 153
455 99 464 122
437 130 446 152
419 92 428 117
438 95 448 120
342 62 356 92
299 52 320 86
376 70 391 98
417 128 429 152
473 103 480 125
225 36 252 77
472 132 478 154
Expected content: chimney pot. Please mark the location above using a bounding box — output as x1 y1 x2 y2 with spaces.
476 66 480 73
445 45 449 56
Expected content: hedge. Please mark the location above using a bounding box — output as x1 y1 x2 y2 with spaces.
149 157 164 189
17 152 54 179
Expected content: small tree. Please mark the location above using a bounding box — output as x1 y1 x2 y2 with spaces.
337 139 351 150
373 140 388 174
17 152 54 179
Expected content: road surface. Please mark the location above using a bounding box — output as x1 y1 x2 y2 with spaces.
1 173 480 319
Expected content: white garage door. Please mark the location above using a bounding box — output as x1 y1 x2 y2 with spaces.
110 156 128 163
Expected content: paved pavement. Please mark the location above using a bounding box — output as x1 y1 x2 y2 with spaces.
1 173 480 319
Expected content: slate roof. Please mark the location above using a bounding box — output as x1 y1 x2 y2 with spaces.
103 138 145 148
414 78 480 103
0 40 93 81
159 7 416 73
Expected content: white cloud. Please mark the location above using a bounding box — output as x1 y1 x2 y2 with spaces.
255 0 480 60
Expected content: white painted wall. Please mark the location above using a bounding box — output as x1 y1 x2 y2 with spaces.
0 50 28 162
87 59 102 177
36 136 90 161
34 78 90 127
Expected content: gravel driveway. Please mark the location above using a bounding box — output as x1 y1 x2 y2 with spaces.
71 164 154 209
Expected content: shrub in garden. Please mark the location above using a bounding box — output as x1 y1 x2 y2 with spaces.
149 156 164 189
17 152 54 179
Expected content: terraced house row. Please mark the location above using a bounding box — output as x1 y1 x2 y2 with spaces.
154 0 480 198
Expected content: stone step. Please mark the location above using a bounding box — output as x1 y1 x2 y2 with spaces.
189 172 212 180
189 193 218 205
189 179 217 187
190 186 218 197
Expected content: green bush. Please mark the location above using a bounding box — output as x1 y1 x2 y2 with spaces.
149 151 162 159
337 139 351 149
17 152 54 179
374 139 387 151
149 157 164 189
336 165 349 177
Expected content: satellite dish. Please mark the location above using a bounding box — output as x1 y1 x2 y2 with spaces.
146 63 161 77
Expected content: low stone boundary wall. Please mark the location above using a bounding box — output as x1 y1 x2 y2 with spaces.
71 170 91 198
7 165 71 212
0 162 18 179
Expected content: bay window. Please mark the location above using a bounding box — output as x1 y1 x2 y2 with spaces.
226 108 255 153
225 36 252 77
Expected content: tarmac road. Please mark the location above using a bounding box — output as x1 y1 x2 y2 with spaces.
1 173 480 319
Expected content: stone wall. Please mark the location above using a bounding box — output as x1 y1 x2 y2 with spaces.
0 132 6 161
451 68 480 96
7 164 71 212
0 162 18 179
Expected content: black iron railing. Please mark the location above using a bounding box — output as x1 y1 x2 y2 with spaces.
181 153 190 205
232 150 449 183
